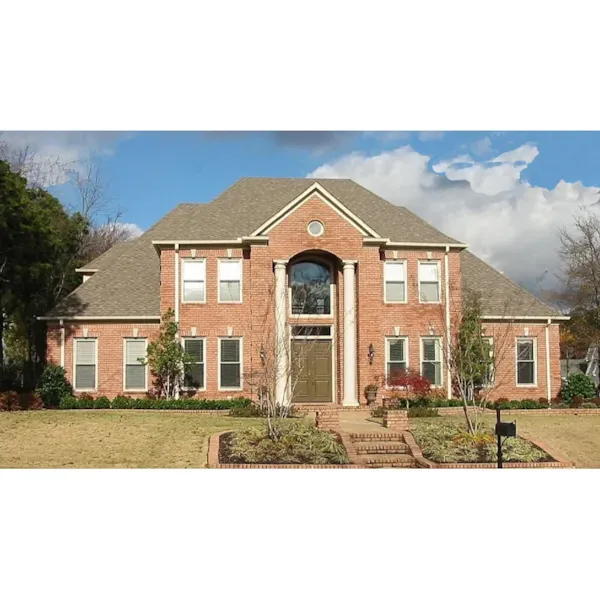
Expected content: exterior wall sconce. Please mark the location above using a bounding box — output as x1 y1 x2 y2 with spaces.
368 343 375 365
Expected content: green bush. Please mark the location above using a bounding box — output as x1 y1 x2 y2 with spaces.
36 365 73 408
570 395 584 408
561 373 596 405
77 393 94 409
222 421 349 464
111 395 133 409
93 396 111 409
229 405 263 417
408 407 440 418
110 397 252 410
582 402 597 408
59 396 79 409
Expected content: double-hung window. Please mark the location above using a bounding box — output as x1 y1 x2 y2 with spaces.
516 338 536 385
219 338 242 390
218 259 242 303
183 338 205 389
124 339 147 391
421 337 443 386
384 261 406 303
481 336 494 386
74 338 97 391
386 337 408 382
418 261 440 303
182 259 206 302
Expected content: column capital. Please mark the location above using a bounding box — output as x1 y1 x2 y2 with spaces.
273 259 289 269
342 259 358 268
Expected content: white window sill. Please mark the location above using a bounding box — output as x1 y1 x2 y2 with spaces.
75 389 97 393
218 301 243 304
384 301 408 305
290 314 333 319
516 384 538 388
182 300 207 305
219 387 243 392
124 389 148 393
419 300 442 305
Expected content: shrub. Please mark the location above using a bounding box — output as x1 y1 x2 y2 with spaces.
110 397 252 410
561 373 596 405
222 421 349 464
112 395 134 409
570 395 584 408
582 402 597 408
36 365 73 408
0 391 19 411
370 406 385 418
93 396 111 409
59 396 79 409
408 407 440 418
229 405 263 417
0 391 44 411
383 368 431 397
77 393 94 409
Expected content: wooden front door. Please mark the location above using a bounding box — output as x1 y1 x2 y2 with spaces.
291 340 333 403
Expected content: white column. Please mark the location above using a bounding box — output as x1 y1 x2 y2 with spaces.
545 318 552 403
274 260 289 406
59 319 65 368
343 260 359 406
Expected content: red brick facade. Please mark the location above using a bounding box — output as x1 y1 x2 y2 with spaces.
46 192 563 402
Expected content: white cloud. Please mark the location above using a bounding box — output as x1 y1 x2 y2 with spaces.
121 222 144 238
470 136 493 156
418 131 444 141
0 131 130 187
309 144 600 294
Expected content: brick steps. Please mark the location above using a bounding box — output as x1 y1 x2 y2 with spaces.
360 454 416 467
354 441 409 454
350 432 404 442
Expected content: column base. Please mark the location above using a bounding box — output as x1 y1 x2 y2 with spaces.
342 399 360 407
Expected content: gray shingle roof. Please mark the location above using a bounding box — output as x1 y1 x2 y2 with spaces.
79 241 132 271
45 177 559 319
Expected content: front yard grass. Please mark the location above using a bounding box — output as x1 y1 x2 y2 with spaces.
0 411 267 468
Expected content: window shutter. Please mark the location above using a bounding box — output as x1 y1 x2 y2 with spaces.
184 260 205 280
220 260 241 281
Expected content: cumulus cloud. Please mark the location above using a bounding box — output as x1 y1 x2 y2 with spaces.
121 222 144 238
470 136 493 156
0 131 130 187
308 144 600 294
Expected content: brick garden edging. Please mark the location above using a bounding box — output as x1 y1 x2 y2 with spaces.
206 429 366 468
402 430 574 469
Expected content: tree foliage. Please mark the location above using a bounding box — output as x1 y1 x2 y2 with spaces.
142 309 195 399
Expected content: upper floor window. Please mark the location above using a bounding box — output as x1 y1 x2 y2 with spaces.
182 259 206 303
516 337 536 386
74 338 97 391
384 261 406 303
218 259 242 303
418 261 440 303
290 260 331 315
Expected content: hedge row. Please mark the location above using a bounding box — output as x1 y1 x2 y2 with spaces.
58 395 252 410
384 397 600 410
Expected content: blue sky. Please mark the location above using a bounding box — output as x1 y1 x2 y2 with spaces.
3 130 600 293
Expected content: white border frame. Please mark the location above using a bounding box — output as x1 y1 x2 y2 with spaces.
384 336 409 388
383 260 408 304
181 337 207 392
418 260 442 304
218 336 243 391
420 336 444 387
73 337 98 392
123 338 149 393
217 258 243 304
288 257 335 319
515 336 537 387
289 325 336 404
181 257 206 304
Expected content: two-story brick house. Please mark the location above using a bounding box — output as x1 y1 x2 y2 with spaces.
41 177 567 405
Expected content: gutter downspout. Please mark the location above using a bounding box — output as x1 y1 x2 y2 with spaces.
546 318 552 406
445 246 451 400
174 243 180 399
60 318 65 369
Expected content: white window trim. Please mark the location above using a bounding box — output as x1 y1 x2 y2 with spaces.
181 337 207 391
73 337 98 392
482 336 495 387
420 336 444 387
383 260 408 304
181 258 206 304
418 260 442 304
515 336 537 387
288 259 335 319
217 258 243 304
123 338 148 393
385 336 409 388
218 336 243 391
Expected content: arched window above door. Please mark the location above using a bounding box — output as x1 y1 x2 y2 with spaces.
290 260 332 315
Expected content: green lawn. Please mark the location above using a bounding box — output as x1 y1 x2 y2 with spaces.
0 411 266 468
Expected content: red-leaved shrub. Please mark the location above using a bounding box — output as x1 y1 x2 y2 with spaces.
0 391 44 411
383 368 431 397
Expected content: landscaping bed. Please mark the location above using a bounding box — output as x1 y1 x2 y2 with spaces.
215 420 350 466
410 419 556 465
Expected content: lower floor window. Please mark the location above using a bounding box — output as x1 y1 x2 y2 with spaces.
124 339 147 390
183 338 205 389
421 337 442 386
74 338 97 390
219 338 242 389
386 337 408 383
516 338 536 385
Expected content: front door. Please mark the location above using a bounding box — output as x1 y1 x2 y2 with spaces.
291 340 333 403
